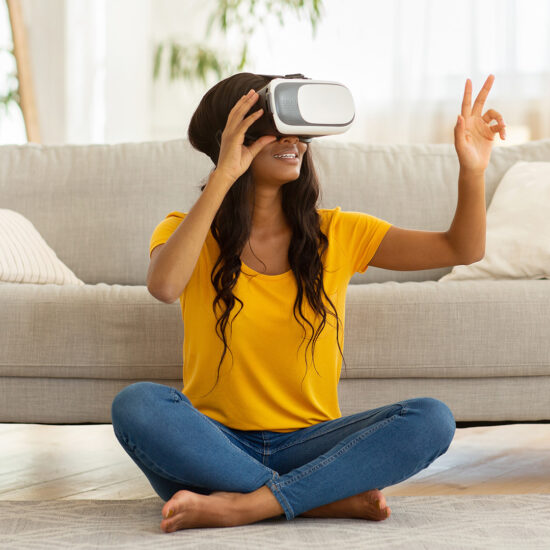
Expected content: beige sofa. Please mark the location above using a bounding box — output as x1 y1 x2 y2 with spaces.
1 137 549 424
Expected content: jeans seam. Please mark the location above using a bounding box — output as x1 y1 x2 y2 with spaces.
220 431 265 454
276 413 399 489
272 404 406 453
267 473 294 520
262 431 269 467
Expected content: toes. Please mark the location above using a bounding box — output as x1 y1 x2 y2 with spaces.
160 519 172 533
162 507 175 520
361 492 392 521
360 490 387 511
372 495 386 510
161 515 182 533
162 489 190 519
371 496 391 520
162 501 176 519
161 512 176 527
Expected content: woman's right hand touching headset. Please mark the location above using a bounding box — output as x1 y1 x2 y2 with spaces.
214 89 278 184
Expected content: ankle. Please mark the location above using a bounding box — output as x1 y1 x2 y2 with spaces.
233 486 284 525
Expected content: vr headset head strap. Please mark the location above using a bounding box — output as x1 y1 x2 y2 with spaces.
255 73 311 80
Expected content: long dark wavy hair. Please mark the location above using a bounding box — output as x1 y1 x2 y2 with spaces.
187 72 347 397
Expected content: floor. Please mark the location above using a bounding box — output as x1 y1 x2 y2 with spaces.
1 422 549 500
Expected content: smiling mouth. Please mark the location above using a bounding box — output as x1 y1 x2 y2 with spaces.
272 152 300 164
272 156 300 164
273 153 298 159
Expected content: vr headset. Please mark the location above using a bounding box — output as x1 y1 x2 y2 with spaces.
244 73 355 144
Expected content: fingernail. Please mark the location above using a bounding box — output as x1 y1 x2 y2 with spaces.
376 500 382 510
165 508 174 518
247 89 255 96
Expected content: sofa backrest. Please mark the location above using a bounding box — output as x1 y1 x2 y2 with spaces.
1 137 549 286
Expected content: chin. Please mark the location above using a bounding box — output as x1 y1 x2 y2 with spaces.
252 159 303 184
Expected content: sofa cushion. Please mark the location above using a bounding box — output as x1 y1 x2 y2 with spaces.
439 161 550 281
342 278 550 379
1 138 549 286
0 282 183 382
1 278 548 381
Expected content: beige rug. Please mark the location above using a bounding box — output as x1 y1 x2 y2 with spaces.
2 494 550 549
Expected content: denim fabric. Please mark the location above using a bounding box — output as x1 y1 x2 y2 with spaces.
111 382 455 520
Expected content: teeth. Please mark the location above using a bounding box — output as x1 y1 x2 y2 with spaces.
274 154 297 158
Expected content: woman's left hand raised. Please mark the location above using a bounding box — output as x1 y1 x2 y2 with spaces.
454 74 506 176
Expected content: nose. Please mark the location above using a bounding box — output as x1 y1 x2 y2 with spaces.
278 135 299 144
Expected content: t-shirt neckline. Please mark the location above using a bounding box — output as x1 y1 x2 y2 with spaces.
240 262 293 280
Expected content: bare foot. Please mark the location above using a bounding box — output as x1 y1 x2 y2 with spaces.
298 488 391 521
159 487 391 531
160 490 242 532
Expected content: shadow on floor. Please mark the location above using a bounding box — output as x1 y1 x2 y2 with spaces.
456 419 550 428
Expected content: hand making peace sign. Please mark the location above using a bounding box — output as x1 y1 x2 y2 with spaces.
454 74 506 176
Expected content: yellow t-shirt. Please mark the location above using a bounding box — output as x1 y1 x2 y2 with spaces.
149 207 392 432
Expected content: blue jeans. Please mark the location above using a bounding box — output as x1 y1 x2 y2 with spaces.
111 382 455 520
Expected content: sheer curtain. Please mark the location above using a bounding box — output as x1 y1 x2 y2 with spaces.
247 0 550 146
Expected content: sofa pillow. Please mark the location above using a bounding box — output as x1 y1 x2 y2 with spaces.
0 209 85 285
439 161 550 281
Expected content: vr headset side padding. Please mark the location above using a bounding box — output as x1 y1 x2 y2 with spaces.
244 74 355 144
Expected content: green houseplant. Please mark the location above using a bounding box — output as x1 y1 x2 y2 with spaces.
0 46 21 121
153 0 325 84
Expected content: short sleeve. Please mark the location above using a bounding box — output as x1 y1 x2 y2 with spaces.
334 209 392 274
149 211 187 258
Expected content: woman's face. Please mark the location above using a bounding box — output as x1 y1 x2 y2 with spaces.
250 135 308 185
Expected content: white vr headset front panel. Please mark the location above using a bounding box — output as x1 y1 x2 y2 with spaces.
266 78 355 137
298 84 355 124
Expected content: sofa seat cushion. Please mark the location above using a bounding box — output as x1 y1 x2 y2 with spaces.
342 279 550 379
1 279 548 382
0 283 183 381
